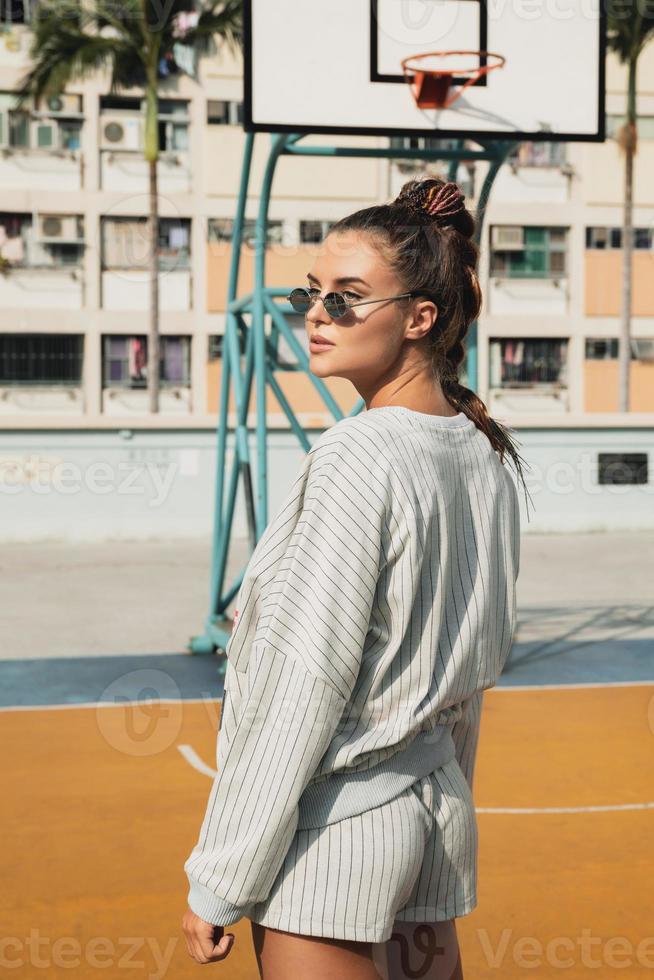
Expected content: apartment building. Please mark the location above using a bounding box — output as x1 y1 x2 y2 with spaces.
1 9 653 429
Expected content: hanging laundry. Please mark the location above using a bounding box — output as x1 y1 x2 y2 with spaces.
490 341 502 387
173 42 197 78
168 224 188 250
134 338 147 379
173 10 200 38
128 337 137 378
1 234 25 264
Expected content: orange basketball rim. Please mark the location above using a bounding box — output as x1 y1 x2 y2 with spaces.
401 50 506 110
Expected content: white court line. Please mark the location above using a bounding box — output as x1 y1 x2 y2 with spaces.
177 744 217 778
494 680 654 690
477 802 654 814
176 745 654 814
0 697 219 713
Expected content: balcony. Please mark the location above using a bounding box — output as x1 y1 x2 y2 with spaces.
0 93 83 191
99 97 191 193
0 211 85 309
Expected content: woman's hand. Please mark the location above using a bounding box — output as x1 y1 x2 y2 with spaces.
181 908 236 964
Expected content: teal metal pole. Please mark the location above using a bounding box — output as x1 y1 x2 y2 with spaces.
190 132 254 656
252 134 291 533
466 139 521 392
210 131 254 608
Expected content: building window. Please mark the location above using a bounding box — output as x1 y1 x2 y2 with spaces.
585 338 620 360
586 337 654 361
102 335 191 388
207 100 243 125
157 98 190 152
490 226 568 279
0 0 35 24
99 96 189 153
158 218 191 270
489 338 568 387
299 220 335 244
101 216 191 270
606 114 654 140
631 338 654 360
208 332 246 360
208 217 284 247
0 91 83 151
508 141 567 167
389 135 463 153
0 212 84 268
598 453 648 485
0 333 83 385
0 212 30 267
586 226 652 250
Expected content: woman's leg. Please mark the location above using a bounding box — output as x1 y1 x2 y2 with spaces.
372 919 463 980
250 921 384 980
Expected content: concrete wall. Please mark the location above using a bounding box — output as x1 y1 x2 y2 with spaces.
585 251 654 317
584 361 654 413
1 424 652 543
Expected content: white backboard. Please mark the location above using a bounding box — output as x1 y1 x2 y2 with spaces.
244 0 606 141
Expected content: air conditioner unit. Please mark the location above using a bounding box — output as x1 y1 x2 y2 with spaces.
101 116 142 151
38 214 82 242
631 338 654 361
492 226 525 250
42 93 82 115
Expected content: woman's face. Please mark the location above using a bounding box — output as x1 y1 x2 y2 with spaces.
303 229 436 389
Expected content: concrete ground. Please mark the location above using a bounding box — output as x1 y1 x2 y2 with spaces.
1 530 653 661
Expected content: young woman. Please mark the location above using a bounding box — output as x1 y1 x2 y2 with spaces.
182 177 526 979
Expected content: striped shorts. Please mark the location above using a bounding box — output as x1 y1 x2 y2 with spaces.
247 757 478 944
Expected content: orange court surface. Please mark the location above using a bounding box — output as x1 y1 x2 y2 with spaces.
2 533 653 979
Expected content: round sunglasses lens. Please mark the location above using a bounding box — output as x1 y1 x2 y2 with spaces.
289 288 311 314
324 293 348 318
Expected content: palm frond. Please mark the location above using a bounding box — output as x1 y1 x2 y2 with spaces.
95 0 147 49
18 0 243 106
19 30 118 106
607 8 654 61
17 0 147 105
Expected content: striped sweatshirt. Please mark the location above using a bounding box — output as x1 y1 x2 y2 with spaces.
184 405 521 926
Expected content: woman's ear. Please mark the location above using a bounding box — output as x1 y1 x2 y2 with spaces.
407 299 438 341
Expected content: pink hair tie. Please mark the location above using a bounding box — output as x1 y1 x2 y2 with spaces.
424 181 467 224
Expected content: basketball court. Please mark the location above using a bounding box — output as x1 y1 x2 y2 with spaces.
2 533 653 979
3 3 651 978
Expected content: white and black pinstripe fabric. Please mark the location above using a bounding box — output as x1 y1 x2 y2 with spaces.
184 405 520 940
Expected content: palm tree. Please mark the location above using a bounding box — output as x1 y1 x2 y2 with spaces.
18 0 242 413
606 10 654 412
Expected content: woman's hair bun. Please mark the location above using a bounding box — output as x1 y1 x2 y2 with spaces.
394 177 474 238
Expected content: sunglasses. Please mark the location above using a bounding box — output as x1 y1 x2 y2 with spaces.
286 286 436 322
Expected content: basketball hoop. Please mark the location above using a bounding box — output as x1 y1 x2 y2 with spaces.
401 50 506 110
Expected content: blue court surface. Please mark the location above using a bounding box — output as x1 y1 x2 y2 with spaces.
2 601 652 708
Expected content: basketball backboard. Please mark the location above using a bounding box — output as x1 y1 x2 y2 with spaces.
244 0 606 142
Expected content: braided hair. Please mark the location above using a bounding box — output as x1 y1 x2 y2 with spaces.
327 176 531 508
